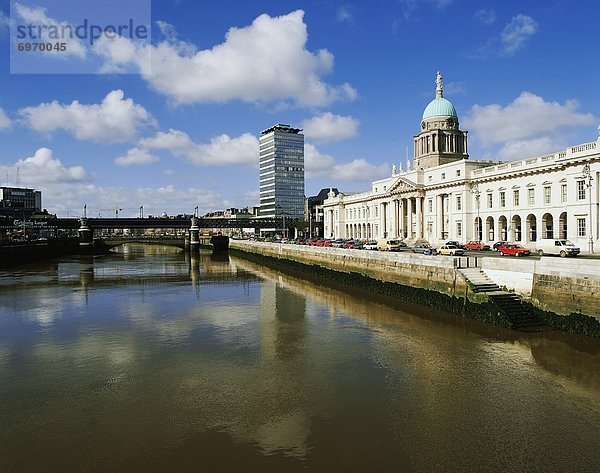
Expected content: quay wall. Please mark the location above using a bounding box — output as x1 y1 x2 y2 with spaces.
230 240 600 326
0 238 80 267
231 240 470 298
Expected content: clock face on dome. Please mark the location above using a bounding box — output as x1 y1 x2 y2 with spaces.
421 121 426 129
446 118 454 128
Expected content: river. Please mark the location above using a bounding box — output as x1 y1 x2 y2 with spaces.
1 244 599 472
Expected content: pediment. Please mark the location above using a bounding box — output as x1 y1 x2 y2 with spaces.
388 176 419 193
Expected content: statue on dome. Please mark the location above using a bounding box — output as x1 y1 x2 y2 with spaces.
406 158 412 171
392 163 397 176
399 162 404 173
436 70 443 97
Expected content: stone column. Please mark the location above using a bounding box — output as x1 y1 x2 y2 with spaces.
407 198 413 240
416 196 423 239
436 195 443 242
399 199 404 238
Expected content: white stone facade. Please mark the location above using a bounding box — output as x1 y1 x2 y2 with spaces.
323 74 600 253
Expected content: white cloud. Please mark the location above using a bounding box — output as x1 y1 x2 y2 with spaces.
500 14 538 55
0 9 9 35
301 112 359 142
305 143 387 182
0 148 86 186
140 129 259 166
474 9 496 25
0 108 11 129
332 158 388 182
19 90 155 143
335 6 354 24
304 143 335 178
12 3 87 59
463 92 597 160
114 147 159 166
95 10 356 107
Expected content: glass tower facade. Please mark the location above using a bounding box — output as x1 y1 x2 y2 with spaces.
259 124 305 220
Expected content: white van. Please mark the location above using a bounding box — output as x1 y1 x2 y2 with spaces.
377 239 405 251
535 239 580 257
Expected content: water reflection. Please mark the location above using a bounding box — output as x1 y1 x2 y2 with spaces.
0 245 599 472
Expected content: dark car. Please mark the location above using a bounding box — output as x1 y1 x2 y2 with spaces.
492 241 508 251
412 243 437 255
444 240 464 249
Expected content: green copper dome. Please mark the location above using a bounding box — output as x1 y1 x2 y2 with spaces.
422 96 457 119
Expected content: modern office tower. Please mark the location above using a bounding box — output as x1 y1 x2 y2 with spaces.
259 124 305 224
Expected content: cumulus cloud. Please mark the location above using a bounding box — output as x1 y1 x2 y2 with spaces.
332 158 388 182
114 147 159 166
501 14 538 55
0 148 86 186
301 112 359 142
0 108 11 129
305 143 387 182
95 10 356 107
19 90 155 143
12 3 87 59
474 9 496 25
139 129 259 166
463 92 597 160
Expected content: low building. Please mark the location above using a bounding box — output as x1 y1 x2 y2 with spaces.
0 186 42 219
305 188 338 238
323 72 600 253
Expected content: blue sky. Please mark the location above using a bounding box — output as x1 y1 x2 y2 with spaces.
0 0 598 217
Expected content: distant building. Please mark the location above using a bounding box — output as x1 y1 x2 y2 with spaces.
259 124 305 227
305 188 339 237
0 186 42 219
323 72 600 253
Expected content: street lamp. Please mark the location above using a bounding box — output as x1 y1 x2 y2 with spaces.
471 182 481 241
582 163 594 254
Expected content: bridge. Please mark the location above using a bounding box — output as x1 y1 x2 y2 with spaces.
77 216 297 253
83 217 291 229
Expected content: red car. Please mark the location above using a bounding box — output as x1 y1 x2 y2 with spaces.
464 240 490 251
498 244 531 257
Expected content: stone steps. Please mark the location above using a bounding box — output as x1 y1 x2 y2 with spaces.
459 268 545 331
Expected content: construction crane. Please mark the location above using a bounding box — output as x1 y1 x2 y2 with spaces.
100 207 124 218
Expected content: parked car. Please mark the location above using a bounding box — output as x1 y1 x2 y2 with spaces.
412 243 437 255
492 241 508 251
438 244 465 256
377 238 406 251
535 239 580 257
444 240 464 249
363 240 378 250
342 240 363 249
464 240 490 251
331 239 346 248
498 243 531 257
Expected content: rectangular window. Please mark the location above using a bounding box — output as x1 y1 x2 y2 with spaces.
428 199 433 213
374 206 378 218
544 186 551 205
456 222 462 237
577 180 586 200
561 184 567 203
456 196 462 211
487 193 493 209
577 217 586 237
513 190 520 206
500 191 506 208
528 188 535 206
